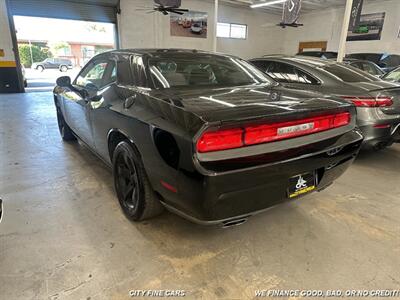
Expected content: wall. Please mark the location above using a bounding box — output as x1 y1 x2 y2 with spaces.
217 4 283 59
0 0 20 92
281 0 400 55
119 0 215 51
118 0 283 58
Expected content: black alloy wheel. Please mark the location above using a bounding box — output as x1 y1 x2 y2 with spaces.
115 149 140 214
113 141 163 221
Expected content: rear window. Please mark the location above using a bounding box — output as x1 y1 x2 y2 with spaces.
381 55 400 67
149 55 270 88
321 64 378 82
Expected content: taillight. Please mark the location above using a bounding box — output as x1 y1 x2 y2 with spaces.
196 128 243 152
342 96 393 107
196 112 351 153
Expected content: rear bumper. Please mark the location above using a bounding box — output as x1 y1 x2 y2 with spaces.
359 121 400 148
161 129 363 225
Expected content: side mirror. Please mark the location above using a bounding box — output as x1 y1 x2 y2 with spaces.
56 76 71 87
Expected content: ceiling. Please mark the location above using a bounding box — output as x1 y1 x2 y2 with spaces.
220 0 348 15
59 0 119 7
62 0 348 13
61 0 390 16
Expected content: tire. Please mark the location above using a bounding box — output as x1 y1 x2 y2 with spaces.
113 141 164 221
56 108 76 141
37 65 44 72
24 80 27 87
60 65 68 72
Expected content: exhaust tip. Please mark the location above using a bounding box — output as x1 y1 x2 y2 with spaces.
222 217 248 228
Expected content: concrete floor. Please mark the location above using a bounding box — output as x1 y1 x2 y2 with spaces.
0 92 399 300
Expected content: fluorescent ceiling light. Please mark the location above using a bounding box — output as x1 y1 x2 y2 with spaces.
250 0 286 8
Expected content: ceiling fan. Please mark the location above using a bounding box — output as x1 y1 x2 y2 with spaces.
136 0 189 15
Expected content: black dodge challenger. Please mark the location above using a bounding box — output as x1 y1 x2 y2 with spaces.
53 49 363 226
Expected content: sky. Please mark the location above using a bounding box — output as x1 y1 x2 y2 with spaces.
14 16 115 45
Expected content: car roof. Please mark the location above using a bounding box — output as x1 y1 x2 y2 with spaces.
297 51 338 55
108 48 230 58
253 55 338 68
342 58 375 64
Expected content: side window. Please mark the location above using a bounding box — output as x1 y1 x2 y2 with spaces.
102 60 117 86
266 62 318 84
117 55 134 85
131 55 148 87
362 62 378 75
76 61 108 89
351 62 363 70
251 60 271 72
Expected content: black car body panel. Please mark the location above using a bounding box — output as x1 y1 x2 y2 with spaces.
54 49 363 224
250 56 400 149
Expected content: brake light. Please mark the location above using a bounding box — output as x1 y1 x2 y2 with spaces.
342 96 393 107
245 113 350 145
196 112 351 153
196 128 243 152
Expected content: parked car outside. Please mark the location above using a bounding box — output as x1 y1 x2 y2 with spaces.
190 22 203 34
342 58 385 77
347 53 400 73
250 55 400 150
382 67 400 83
53 49 362 226
32 58 73 72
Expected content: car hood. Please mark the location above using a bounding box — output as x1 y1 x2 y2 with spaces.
151 84 353 124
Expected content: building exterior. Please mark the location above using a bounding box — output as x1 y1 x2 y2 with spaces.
18 39 114 67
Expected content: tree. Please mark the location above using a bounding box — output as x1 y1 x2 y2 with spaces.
18 44 51 68
48 41 70 57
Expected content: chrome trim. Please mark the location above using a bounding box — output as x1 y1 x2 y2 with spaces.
391 123 400 135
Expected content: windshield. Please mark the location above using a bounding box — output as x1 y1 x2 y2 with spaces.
149 54 271 89
321 64 379 83
383 68 400 81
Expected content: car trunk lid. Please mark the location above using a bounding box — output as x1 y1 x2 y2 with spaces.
346 81 400 115
156 84 354 125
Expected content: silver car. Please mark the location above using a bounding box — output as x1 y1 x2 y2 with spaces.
250 56 400 150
